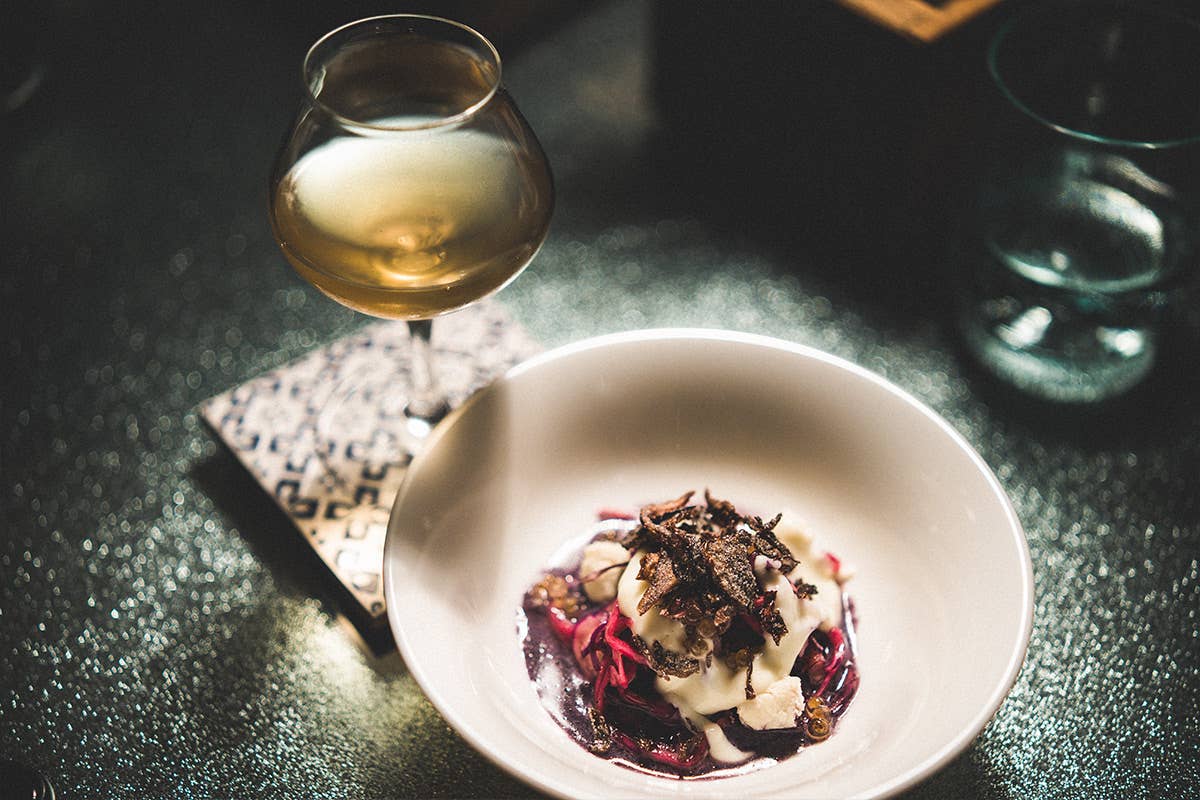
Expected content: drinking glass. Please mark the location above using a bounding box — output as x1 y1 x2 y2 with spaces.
955 1 1200 403
269 15 553 469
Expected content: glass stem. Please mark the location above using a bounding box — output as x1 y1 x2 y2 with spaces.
404 319 450 428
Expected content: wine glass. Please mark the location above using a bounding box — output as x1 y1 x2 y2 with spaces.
268 14 553 475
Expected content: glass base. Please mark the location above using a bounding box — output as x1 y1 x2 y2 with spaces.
959 305 1156 403
0 762 55 800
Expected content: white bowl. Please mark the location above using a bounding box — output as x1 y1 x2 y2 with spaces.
383 329 1033 799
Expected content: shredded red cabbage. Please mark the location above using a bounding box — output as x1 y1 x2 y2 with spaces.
577 601 649 712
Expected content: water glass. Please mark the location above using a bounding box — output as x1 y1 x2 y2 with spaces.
955 1 1200 402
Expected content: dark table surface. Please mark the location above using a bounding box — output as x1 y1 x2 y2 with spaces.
3 1 1199 798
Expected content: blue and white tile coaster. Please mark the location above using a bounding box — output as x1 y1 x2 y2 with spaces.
200 301 542 631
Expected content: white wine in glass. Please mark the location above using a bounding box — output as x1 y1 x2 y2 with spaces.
268 15 553 466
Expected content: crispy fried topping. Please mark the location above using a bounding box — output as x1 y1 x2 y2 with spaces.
631 635 702 679
747 513 798 574
620 490 804 679
701 535 757 608
641 490 696 520
792 578 819 600
635 551 680 616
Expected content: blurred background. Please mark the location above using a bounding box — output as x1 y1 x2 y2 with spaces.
3 1 1199 797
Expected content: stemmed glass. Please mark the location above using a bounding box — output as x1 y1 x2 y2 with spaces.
269 15 553 474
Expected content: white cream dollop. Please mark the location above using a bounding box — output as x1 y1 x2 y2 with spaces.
736 676 806 730
775 514 847 631
579 540 630 602
702 722 753 764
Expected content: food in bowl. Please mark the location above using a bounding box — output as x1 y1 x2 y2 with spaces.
519 490 859 778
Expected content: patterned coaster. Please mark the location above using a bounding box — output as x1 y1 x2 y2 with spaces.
200 301 542 636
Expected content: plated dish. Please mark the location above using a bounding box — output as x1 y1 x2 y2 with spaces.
521 491 859 778
383 329 1033 799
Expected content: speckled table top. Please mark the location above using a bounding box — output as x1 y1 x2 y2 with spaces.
3 2 1198 798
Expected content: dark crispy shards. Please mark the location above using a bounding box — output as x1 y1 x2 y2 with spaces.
746 511 798 574
621 491 805 680
757 590 789 643
635 550 679 616
703 534 758 609
792 578 819 600
632 635 701 678
640 491 695 521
